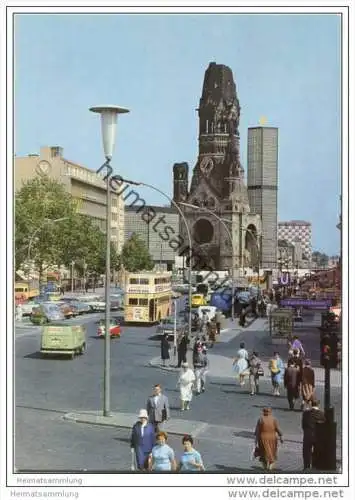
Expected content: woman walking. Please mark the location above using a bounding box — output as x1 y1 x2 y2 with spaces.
268 352 284 396
148 431 176 471
178 434 205 472
160 333 170 367
233 342 249 387
254 407 283 470
177 362 196 411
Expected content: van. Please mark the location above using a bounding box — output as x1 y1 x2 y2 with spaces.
40 324 86 359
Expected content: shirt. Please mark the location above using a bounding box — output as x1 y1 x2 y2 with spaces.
151 444 174 471
153 395 159 407
180 449 204 472
141 422 147 437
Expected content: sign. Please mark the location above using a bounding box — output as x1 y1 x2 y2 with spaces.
133 308 146 321
280 299 331 309
126 287 150 294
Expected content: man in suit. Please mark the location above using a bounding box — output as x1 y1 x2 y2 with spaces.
146 384 170 432
130 409 155 471
302 399 326 471
284 359 301 410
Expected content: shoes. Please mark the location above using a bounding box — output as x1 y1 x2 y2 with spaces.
186 405 190 410
250 392 255 396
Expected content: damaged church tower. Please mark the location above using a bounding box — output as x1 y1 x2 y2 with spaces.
173 62 261 272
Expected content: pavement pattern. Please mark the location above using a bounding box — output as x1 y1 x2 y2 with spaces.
14 311 342 473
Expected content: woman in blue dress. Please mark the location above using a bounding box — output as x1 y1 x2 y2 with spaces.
178 435 205 472
268 351 285 396
148 431 176 471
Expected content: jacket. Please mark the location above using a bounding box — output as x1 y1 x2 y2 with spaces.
146 393 170 423
130 421 155 453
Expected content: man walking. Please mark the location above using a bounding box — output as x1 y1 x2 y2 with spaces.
302 399 326 471
130 409 155 471
284 360 301 410
146 384 170 432
193 341 208 394
177 333 188 368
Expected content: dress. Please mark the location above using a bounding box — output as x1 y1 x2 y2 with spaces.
269 357 284 386
179 449 204 471
151 443 175 471
233 348 249 376
255 415 282 465
178 369 196 401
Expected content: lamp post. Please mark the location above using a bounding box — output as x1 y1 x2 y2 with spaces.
71 260 75 293
110 177 194 338
90 104 129 417
179 202 236 321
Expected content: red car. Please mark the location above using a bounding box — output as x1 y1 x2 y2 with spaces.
97 319 121 338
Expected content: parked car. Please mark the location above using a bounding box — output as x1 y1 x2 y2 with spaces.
21 299 40 317
80 295 106 312
56 301 76 318
97 318 121 338
61 297 92 315
30 303 65 325
156 316 188 340
110 294 123 311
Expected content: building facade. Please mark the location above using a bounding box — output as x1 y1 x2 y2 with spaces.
124 205 179 270
173 62 261 273
247 126 278 269
14 146 125 253
278 220 312 262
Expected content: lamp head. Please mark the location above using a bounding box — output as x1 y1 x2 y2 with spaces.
89 105 129 160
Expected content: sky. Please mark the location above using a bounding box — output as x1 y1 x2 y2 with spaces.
14 13 341 256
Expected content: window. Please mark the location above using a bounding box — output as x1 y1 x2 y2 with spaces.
128 298 138 305
140 278 149 285
139 299 148 306
129 278 138 284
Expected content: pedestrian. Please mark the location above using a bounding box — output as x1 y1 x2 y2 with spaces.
290 336 305 358
148 431 176 471
146 384 170 432
215 310 222 336
130 409 155 471
301 359 316 410
84 282 89 293
177 362 196 411
233 342 250 387
302 399 326 471
207 319 217 347
15 303 23 322
160 333 170 367
268 352 284 396
254 407 283 471
193 341 208 394
239 306 247 327
200 311 208 333
288 348 303 376
177 333 188 368
284 360 301 410
178 434 205 472
249 351 263 396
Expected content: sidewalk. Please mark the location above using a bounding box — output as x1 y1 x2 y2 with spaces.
63 410 341 454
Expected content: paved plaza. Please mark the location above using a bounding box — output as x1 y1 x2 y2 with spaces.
14 312 342 473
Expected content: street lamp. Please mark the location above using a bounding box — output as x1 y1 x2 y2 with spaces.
109 176 194 338
179 202 237 321
90 104 129 417
71 260 75 293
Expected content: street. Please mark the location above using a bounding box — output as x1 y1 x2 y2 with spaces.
14 312 342 472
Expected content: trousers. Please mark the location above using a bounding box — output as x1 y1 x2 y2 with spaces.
194 367 207 392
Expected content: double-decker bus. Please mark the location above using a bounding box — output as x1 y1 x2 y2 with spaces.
124 272 172 324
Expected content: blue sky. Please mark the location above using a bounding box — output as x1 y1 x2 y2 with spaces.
14 13 341 255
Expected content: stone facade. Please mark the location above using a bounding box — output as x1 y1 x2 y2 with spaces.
173 62 261 272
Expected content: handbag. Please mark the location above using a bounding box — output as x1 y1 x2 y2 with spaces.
257 367 264 377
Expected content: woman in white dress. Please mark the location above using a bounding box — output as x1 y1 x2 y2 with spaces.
233 342 249 386
178 362 196 411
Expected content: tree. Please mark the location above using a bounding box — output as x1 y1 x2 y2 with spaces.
312 251 329 268
15 177 78 280
120 233 154 272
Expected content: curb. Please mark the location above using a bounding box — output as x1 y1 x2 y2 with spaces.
63 411 207 437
